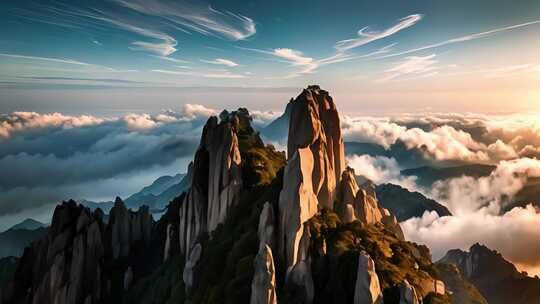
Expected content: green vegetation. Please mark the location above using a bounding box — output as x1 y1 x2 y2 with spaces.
306 209 447 304
234 108 287 187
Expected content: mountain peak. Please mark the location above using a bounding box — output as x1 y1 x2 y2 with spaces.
9 218 46 231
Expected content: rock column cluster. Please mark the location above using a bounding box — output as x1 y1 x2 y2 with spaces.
3 198 152 304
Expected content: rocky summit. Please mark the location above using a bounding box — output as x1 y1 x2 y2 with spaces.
1 86 490 304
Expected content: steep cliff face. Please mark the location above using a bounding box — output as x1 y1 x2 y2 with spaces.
354 252 383 304
178 112 243 254
279 86 346 279
439 244 540 304
2 199 153 304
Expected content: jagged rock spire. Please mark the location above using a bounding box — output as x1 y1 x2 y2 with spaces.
178 111 243 254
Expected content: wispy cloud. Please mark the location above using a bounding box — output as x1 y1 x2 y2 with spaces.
200 58 239 67
151 69 246 79
114 0 256 40
379 19 540 59
0 53 90 66
378 54 439 82
335 14 423 52
150 55 189 64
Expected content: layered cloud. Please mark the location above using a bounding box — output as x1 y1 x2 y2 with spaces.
346 154 418 191
401 158 540 275
0 104 281 220
340 113 540 163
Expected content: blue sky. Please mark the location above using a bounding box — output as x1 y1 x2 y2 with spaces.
1 0 540 114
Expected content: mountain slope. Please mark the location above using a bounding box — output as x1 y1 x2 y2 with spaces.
376 183 452 221
0 227 47 258
439 243 540 304
9 219 46 231
401 164 496 187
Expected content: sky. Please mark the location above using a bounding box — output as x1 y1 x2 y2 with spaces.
1 0 540 114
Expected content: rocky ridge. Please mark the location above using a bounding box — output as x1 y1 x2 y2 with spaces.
0 198 152 304
439 243 540 304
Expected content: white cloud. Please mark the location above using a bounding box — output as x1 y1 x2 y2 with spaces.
151 69 246 79
401 157 540 275
272 48 318 77
341 113 521 163
150 55 189 64
335 14 423 52
0 53 90 66
379 54 439 82
346 154 419 190
114 0 256 40
379 19 540 59
200 58 240 67
0 112 104 139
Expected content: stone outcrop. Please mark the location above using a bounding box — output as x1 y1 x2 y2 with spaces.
279 86 345 278
183 243 202 294
179 112 243 254
354 252 383 304
110 197 152 259
250 245 277 304
399 280 420 304
3 199 152 304
257 202 276 252
336 167 405 240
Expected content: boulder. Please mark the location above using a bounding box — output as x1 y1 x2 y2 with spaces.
354 252 383 304
250 245 277 304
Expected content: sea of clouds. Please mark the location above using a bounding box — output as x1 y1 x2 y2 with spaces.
342 112 540 276
2 106 540 275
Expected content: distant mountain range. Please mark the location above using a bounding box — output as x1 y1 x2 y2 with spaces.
401 164 496 188
439 244 540 304
0 222 47 258
376 183 452 221
9 218 47 231
82 172 190 213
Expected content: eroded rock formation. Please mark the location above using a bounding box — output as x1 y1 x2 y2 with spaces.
354 252 383 304
279 86 345 277
399 280 420 304
336 167 405 239
179 112 243 254
3 199 152 304
183 243 202 294
250 245 277 304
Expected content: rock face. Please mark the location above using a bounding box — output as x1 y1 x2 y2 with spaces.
110 197 152 259
434 262 487 304
258 202 276 252
250 245 277 304
179 112 243 254
183 243 202 294
279 86 345 277
336 167 405 240
354 252 383 304
251 203 277 304
399 280 420 304
3 199 152 304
